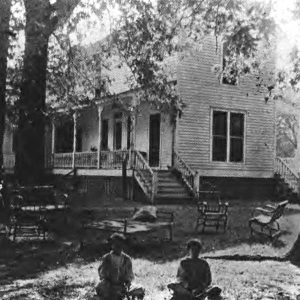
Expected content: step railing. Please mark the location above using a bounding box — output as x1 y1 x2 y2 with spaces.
275 157 299 192
173 151 197 197
133 150 156 203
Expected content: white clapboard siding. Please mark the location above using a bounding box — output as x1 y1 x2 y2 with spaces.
176 35 275 178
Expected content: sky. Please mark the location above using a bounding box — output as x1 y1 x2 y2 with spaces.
74 0 300 69
271 0 300 68
9 0 300 71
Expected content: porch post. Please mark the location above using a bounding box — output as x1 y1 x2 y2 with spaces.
97 106 103 169
129 111 136 168
297 173 300 195
51 118 56 154
72 111 78 169
50 118 56 169
193 171 200 199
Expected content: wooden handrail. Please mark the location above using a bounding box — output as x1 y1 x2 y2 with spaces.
173 151 196 196
276 157 299 179
133 150 155 202
134 150 154 176
174 151 194 175
275 157 299 192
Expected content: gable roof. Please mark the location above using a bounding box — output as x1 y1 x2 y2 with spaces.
87 38 178 96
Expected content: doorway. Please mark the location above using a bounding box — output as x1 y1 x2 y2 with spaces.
114 113 122 150
149 114 161 167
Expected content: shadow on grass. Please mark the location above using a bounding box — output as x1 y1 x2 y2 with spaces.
0 238 80 284
0 203 297 284
37 280 92 299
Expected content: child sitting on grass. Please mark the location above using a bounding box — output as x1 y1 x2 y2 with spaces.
168 238 221 300
96 233 144 300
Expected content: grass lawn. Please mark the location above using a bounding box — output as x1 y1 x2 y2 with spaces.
0 199 300 299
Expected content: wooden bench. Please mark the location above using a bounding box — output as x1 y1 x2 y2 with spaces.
81 208 174 246
195 191 229 233
9 185 70 212
249 200 289 240
7 185 69 241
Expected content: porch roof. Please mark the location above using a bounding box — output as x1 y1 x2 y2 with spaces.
101 54 178 95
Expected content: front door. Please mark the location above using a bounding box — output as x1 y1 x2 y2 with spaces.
149 114 160 167
114 113 122 150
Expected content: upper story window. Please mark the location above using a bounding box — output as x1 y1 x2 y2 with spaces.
95 88 101 98
222 41 238 85
212 109 245 163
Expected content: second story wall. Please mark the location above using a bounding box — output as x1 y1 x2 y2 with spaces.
176 35 275 178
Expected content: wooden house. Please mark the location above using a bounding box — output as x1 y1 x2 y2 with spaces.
43 35 282 202
4 35 293 201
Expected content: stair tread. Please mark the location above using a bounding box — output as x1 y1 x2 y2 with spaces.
156 193 191 197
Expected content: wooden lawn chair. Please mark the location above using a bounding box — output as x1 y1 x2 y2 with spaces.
9 205 48 241
195 190 229 233
248 200 289 240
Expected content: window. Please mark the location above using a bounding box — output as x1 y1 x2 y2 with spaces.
76 127 82 152
95 88 101 98
101 119 108 150
55 121 73 153
222 41 238 85
212 110 245 162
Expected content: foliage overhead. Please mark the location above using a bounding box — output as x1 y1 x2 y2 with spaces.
3 0 285 120
15 0 275 117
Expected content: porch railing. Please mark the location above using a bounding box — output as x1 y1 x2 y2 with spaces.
74 151 98 168
100 150 128 169
275 157 299 192
53 153 73 169
133 150 156 203
3 153 15 169
173 151 197 197
52 150 130 170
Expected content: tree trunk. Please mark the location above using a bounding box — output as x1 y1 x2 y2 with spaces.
0 0 12 174
15 0 52 183
286 233 300 265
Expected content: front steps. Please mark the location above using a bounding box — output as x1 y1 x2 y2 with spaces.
154 170 194 204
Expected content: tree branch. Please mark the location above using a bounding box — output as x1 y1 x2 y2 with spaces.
48 0 81 34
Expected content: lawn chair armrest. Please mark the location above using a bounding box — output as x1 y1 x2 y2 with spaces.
251 207 273 217
219 202 229 214
265 204 276 210
196 201 208 212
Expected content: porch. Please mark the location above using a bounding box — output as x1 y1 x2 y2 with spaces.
50 150 129 170
47 100 174 173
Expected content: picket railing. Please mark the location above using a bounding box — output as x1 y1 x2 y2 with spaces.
133 150 156 202
100 150 128 169
173 151 197 196
275 157 299 192
52 150 129 170
53 153 73 169
74 151 98 168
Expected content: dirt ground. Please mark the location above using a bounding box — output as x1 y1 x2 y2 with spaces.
0 199 300 299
